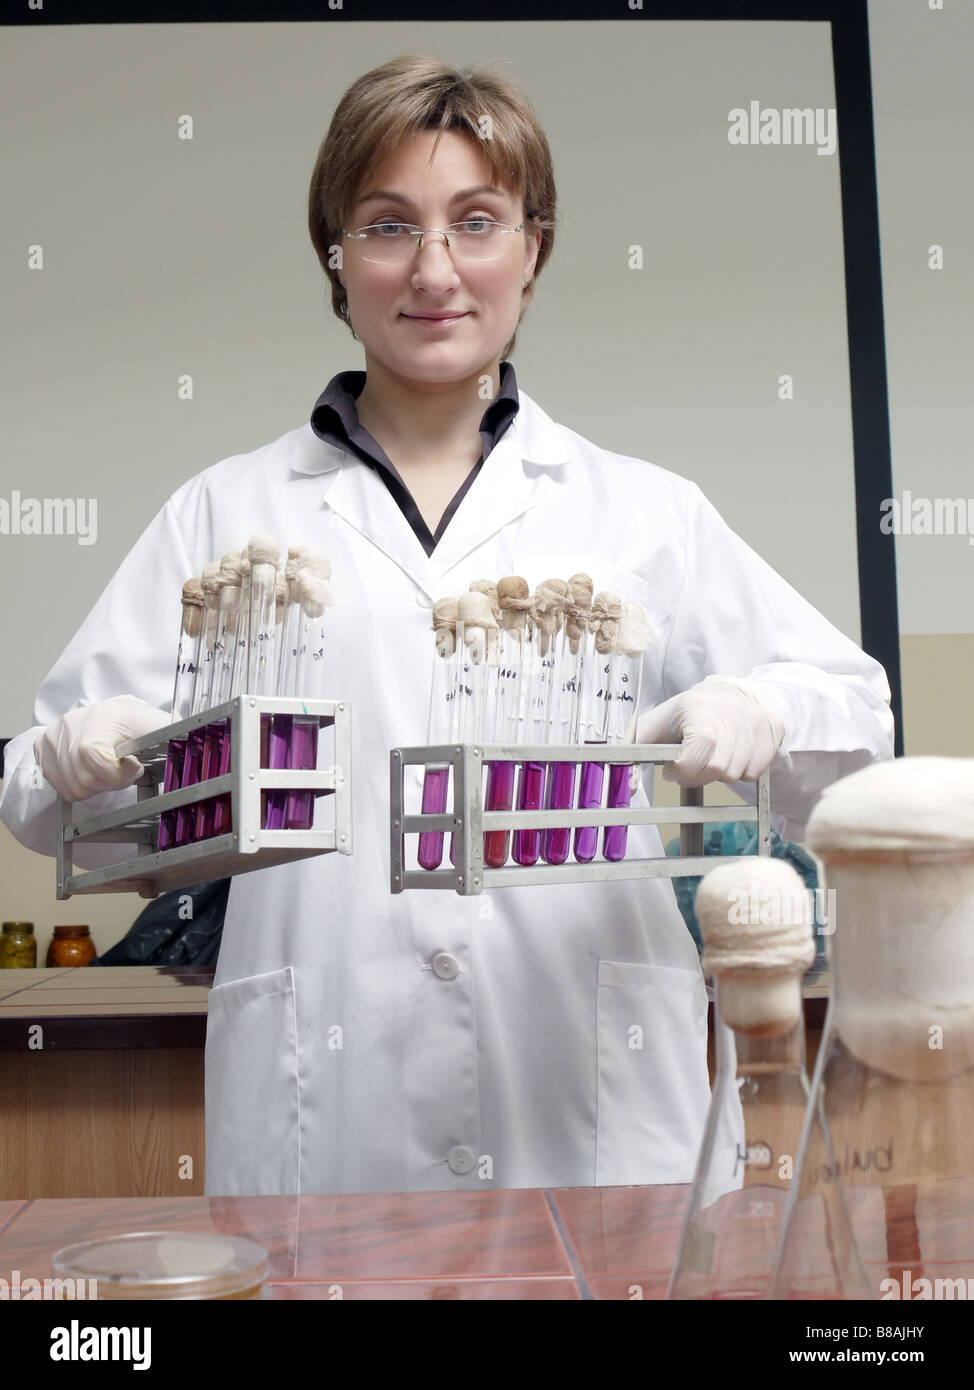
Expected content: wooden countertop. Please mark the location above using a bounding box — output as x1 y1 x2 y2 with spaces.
0 964 830 1051
0 966 213 1050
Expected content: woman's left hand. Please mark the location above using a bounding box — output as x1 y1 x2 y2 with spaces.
629 675 785 787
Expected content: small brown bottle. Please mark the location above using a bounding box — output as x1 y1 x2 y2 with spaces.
47 925 96 968
0 922 37 968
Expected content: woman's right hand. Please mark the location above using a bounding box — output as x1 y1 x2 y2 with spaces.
33 695 172 801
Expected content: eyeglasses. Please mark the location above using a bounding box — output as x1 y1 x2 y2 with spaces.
341 219 526 265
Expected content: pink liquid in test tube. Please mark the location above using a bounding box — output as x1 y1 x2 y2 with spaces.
513 760 545 866
484 760 515 868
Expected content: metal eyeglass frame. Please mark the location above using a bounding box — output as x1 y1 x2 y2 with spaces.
341 220 527 262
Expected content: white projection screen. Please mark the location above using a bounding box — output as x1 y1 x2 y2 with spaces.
0 10 897 742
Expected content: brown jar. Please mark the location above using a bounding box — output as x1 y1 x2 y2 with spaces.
47 925 96 968
0 922 37 969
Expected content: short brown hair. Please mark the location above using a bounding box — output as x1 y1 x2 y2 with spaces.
308 53 558 359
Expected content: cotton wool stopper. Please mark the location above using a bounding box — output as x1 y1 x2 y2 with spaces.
696 857 815 1037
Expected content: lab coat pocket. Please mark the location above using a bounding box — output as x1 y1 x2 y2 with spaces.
596 959 710 1186
204 966 300 1195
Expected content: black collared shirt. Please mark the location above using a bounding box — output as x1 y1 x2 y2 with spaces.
309 359 520 557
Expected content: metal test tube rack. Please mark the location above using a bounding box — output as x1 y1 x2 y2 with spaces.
390 742 771 894
56 695 352 900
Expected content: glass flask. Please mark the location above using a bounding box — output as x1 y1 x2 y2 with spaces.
668 856 815 1300
669 981 811 1300
771 755 974 1301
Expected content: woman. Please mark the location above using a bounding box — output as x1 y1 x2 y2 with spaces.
0 55 893 1195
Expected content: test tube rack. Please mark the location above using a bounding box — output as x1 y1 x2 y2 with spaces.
390 742 770 894
56 695 352 899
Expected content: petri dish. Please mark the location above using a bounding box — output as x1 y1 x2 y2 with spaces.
51 1230 269 1300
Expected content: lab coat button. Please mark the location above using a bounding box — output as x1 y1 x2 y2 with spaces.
416 592 434 608
448 1146 475 1175
432 952 459 980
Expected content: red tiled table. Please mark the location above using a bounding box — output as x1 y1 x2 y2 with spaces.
0 1187 693 1299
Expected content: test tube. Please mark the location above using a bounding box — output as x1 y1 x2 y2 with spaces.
264 556 301 830
418 598 459 871
283 550 333 827
244 534 282 828
450 591 498 864
174 561 222 846
258 572 292 831
601 601 649 862
284 570 333 831
573 591 621 863
265 548 318 825
157 578 204 851
211 555 251 837
468 578 502 781
483 577 531 869
195 554 246 840
513 581 567 867
542 574 592 864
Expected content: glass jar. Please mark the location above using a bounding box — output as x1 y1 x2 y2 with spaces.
51 1231 270 1300
0 922 37 968
46 925 96 968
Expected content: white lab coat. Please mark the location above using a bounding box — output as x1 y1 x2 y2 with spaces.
0 388 894 1195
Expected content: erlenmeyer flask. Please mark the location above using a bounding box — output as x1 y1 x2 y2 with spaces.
772 756 974 1300
669 859 816 1300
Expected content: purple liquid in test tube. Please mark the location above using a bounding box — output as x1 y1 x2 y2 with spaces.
264 713 293 830
174 727 205 846
484 760 515 868
541 760 577 865
573 757 605 863
284 717 318 830
212 718 233 836
258 712 272 828
513 760 545 866
157 738 186 851
418 765 450 870
194 721 227 840
603 761 634 861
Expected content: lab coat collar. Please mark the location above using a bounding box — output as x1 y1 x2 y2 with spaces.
286 387 571 477
287 389 573 590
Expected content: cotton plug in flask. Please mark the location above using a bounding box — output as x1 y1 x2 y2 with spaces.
668 858 815 1300
771 756 974 1301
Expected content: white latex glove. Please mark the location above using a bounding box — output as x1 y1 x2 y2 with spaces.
630 675 785 788
33 695 172 802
